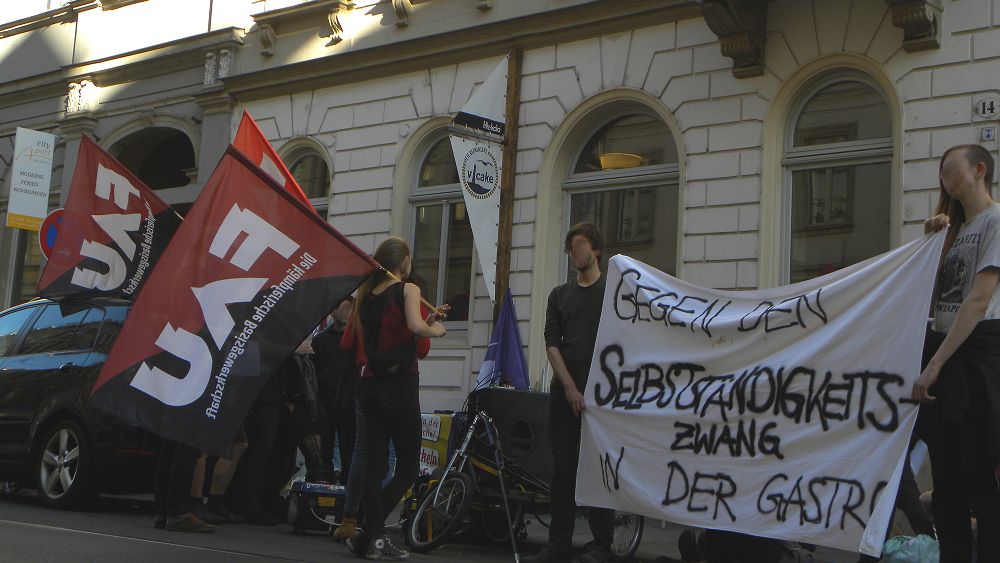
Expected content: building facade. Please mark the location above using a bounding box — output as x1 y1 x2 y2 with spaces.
0 0 992 410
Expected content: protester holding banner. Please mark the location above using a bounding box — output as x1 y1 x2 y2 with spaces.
339 236 448 560
525 223 614 563
915 144 1000 563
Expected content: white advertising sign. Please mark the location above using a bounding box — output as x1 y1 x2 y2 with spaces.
6 127 56 231
450 135 502 302
577 233 945 556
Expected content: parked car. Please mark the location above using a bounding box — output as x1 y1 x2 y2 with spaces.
0 298 159 508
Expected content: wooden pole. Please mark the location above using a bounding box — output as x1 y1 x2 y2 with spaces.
493 48 522 323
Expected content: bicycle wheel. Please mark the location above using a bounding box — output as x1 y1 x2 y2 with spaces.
405 471 475 553
610 511 644 559
476 501 524 545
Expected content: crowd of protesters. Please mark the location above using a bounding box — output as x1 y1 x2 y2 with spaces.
150 236 449 561
150 143 1000 563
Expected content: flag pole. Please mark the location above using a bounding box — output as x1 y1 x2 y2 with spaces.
493 48 522 324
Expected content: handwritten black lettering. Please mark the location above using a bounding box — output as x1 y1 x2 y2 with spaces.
661 460 737 522
600 447 625 493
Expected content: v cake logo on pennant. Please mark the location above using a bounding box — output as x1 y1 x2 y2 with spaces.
461 145 500 199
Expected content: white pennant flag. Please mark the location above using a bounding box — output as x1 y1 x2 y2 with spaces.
449 59 507 303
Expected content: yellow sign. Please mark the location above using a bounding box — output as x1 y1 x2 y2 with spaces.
6 213 42 232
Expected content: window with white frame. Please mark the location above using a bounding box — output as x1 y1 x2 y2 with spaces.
783 74 892 284
410 136 473 324
564 112 679 277
286 146 331 215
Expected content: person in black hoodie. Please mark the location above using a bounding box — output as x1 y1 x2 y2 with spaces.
915 144 1000 563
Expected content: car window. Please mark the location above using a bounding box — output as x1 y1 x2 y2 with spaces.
69 307 107 350
0 306 38 357
93 306 128 352
18 304 89 355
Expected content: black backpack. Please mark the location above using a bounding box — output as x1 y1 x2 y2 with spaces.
361 283 417 377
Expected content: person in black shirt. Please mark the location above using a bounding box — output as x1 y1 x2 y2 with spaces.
525 223 614 563
313 297 358 483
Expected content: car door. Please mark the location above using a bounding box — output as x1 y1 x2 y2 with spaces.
0 303 46 459
0 304 94 458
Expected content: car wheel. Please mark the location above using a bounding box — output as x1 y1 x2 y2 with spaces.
0 481 21 496
35 419 95 509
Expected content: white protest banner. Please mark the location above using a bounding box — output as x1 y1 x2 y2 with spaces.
577 232 945 556
7 127 56 231
449 58 507 303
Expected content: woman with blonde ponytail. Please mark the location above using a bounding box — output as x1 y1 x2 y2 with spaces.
916 144 1000 563
336 236 448 560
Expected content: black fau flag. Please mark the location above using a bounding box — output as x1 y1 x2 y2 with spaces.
37 135 181 300
91 147 378 455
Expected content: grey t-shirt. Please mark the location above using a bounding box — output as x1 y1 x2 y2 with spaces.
933 202 1000 333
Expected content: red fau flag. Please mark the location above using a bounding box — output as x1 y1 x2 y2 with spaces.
90 147 377 455
37 135 181 300
232 110 317 213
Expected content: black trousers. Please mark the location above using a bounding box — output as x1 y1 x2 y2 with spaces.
548 386 614 549
356 377 421 539
154 440 200 518
919 394 1000 563
329 407 357 486
243 401 281 513
917 332 1000 563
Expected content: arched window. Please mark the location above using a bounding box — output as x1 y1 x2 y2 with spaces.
285 146 331 215
782 74 892 283
113 127 196 190
410 136 472 324
564 112 679 276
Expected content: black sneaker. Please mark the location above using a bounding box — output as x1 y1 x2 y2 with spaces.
165 512 216 533
209 502 245 524
522 544 572 563
194 504 225 525
365 534 408 560
347 531 370 557
573 543 616 563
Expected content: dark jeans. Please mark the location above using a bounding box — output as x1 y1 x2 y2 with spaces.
343 403 367 516
356 377 421 539
154 440 200 518
243 401 280 513
919 397 1000 563
548 386 614 549
328 407 356 486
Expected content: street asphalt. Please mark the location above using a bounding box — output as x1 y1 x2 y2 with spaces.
0 489 861 562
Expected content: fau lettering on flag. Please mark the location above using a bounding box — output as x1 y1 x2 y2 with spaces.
36 135 181 300
90 147 377 456
232 110 316 213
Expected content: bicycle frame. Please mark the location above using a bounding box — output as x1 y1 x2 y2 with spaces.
431 409 523 562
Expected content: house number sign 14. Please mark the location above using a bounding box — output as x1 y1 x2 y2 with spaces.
974 94 1000 121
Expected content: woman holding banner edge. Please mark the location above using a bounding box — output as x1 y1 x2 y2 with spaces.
915 144 1000 563
340 236 449 560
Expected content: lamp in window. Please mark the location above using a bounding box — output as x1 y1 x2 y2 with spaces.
599 152 643 170
454 203 467 222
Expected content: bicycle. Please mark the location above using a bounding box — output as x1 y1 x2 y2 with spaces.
403 401 644 560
